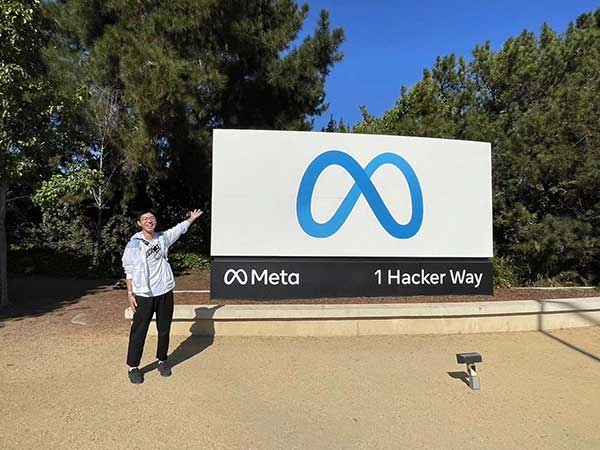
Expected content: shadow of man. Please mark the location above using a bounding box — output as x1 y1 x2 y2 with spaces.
164 305 223 370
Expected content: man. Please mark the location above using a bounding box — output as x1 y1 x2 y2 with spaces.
122 208 203 384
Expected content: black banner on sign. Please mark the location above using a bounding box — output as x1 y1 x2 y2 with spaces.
210 257 493 300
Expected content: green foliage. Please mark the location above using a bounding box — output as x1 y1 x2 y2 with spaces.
47 0 344 209
96 214 137 274
530 270 589 288
168 252 211 274
39 207 94 252
33 167 103 210
30 168 103 268
12 213 135 277
0 0 55 179
492 256 520 288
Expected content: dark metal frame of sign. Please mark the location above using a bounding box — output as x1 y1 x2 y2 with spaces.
210 257 493 300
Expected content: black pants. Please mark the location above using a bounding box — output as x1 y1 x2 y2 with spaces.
126 290 174 367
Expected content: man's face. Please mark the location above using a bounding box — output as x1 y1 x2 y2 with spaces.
138 213 157 234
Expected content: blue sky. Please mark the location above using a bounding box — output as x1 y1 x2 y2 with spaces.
299 1 600 130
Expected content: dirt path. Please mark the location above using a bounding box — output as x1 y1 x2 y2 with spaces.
2 319 600 450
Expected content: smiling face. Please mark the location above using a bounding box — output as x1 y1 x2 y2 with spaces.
137 212 157 235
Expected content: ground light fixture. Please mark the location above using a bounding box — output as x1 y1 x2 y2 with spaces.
456 352 483 390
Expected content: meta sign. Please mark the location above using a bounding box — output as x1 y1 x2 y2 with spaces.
210 129 493 299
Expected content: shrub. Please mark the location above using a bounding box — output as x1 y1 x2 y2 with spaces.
493 256 520 288
168 252 211 275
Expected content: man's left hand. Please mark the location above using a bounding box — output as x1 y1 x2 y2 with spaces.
188 209 204 223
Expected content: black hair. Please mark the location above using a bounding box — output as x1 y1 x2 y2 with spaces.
135 209 157 221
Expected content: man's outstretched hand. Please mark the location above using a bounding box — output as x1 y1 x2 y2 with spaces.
188 208 204 224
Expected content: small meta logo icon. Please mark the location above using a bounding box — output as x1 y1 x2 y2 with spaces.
296 150 423 238
223 269 300 286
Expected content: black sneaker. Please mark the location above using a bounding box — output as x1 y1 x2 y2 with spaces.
157 361 172 377
128 368 144 384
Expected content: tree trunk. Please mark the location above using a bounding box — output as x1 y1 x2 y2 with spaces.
0 182 8 309
94 204 103 268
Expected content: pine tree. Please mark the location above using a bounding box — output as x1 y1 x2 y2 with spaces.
47 0 344 253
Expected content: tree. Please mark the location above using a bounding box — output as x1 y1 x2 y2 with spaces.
45 0 344 255
0 0 56 308
84 85 123 265
322 114 349 133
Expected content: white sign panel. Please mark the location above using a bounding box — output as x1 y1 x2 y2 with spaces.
211 129 492 257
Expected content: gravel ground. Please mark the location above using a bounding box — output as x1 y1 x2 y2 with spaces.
2 323 600 450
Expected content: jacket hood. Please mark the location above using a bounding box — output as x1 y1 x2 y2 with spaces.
129 231 146 242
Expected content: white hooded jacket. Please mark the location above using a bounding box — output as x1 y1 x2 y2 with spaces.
121 220 190 297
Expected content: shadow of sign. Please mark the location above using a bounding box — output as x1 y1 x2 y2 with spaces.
447 371 471 388
537 299 600 363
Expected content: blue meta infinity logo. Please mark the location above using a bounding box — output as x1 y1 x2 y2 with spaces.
296 150 423 238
